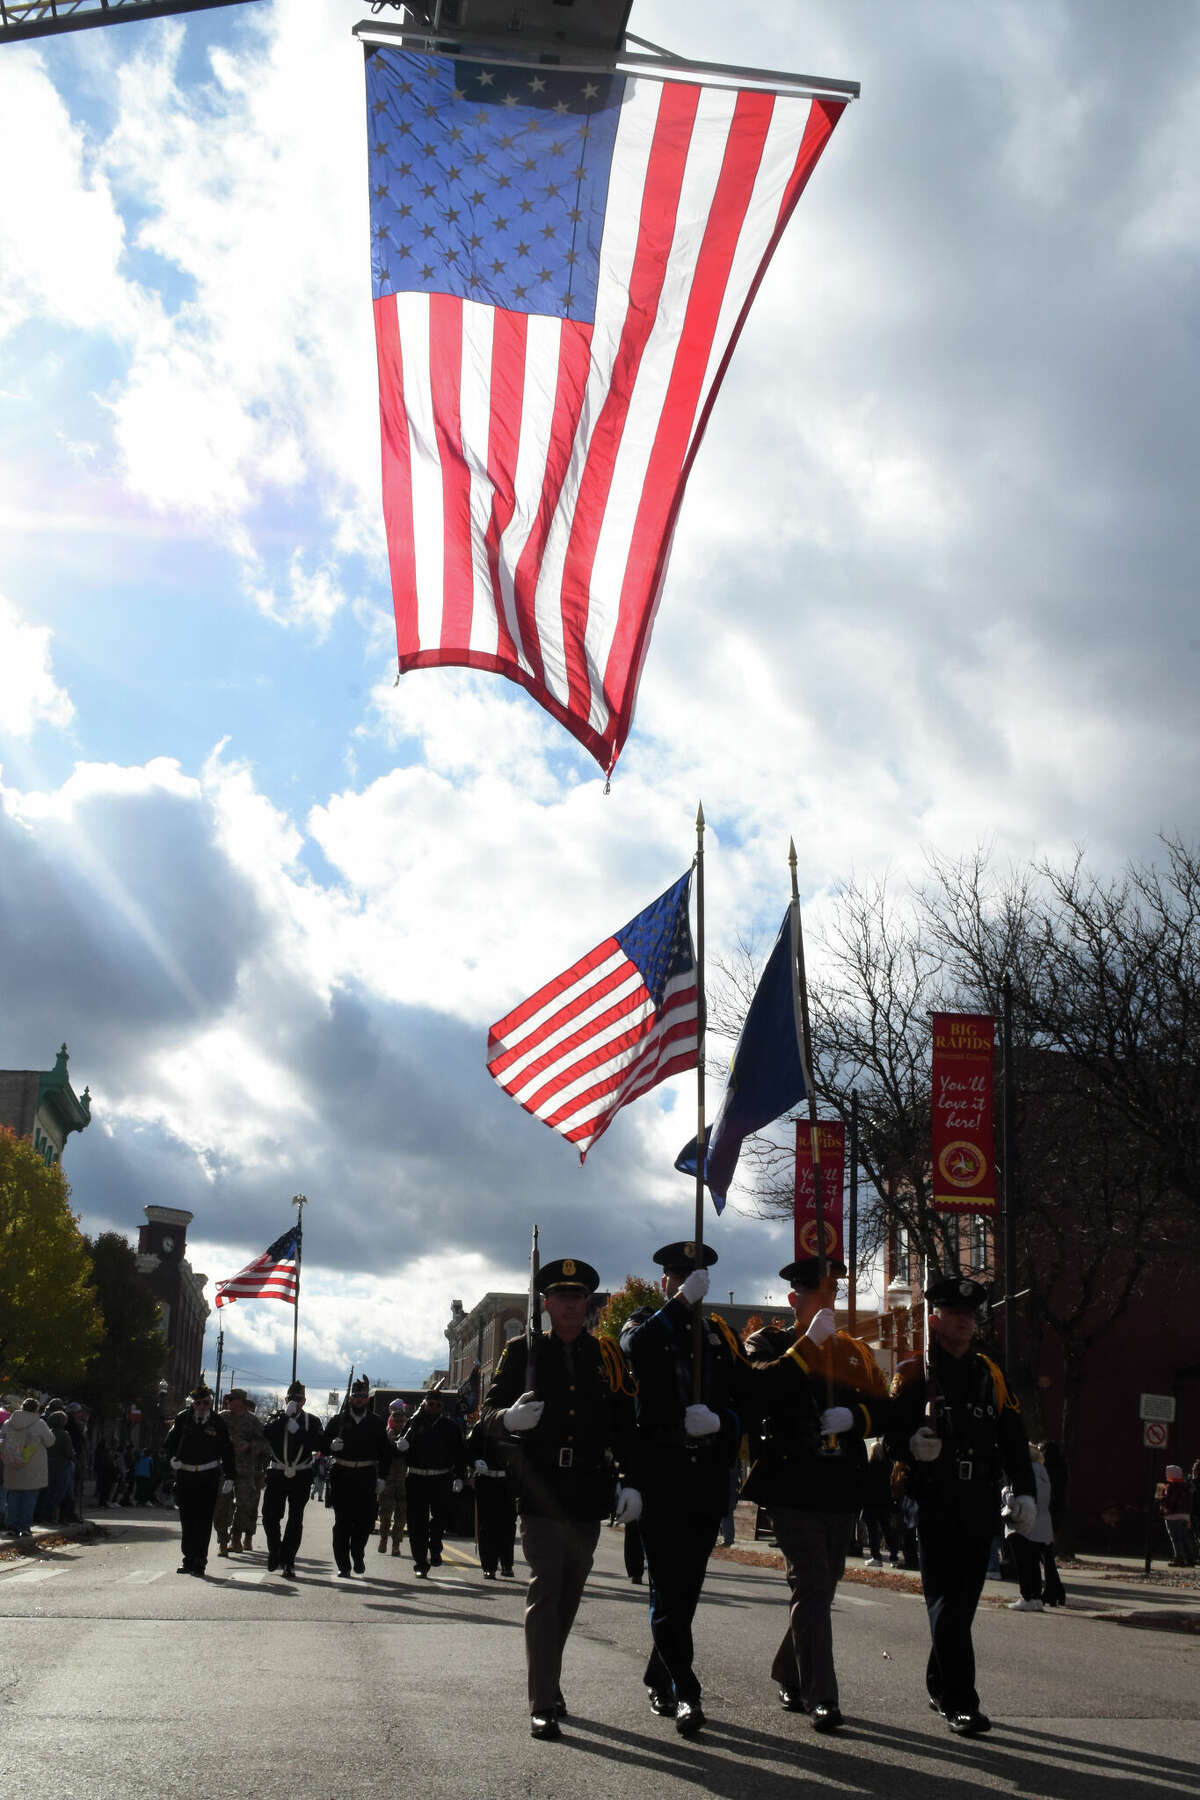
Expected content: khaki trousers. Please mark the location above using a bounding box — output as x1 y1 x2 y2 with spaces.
768 1507 853 1711
520 1514 601 1714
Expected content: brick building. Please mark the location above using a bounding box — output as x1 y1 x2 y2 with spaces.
0 1042 91 1165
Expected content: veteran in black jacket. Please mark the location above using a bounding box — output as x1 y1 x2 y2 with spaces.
163 1382 236 1576
622 1241 754 1738
261 1379 325 1577
885 1276 1035 1738
482 1256 640 1742
321 1377 393 1577
403 1391 466 1576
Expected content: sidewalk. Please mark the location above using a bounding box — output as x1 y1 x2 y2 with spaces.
715 1516 1200 1634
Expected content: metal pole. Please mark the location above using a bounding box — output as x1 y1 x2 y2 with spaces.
291 1194 307 1385
848 1090 859 1338
1001 976 1018 1379
1144 1447 1158 1575
692 803 707 1403
214 1328 224 1406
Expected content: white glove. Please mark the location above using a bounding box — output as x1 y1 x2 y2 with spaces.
330 1436 344 1452
503 1392 544 1433
1008 1493 1037 1533
678 1268 710 1307
170 1458 182 1471
220 1479 234 1495
473 1458 489 1475
393 1434 410 1451
804 1307 837 1347
909 1427 942 1462
819 1406 854 1436
452 1478 464 1494
376 1478 385 1496
683 1403 721 1438
286 1418 300 1435
613 1485 643 1524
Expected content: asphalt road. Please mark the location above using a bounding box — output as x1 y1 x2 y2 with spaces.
2 1509 1198 1800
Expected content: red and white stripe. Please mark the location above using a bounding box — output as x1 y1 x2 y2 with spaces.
487 937 698 1159
214 1256 298 1309
375 76 845 772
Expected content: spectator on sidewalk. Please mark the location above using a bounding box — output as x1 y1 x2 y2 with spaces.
1159 1464 1196 1567
1005 1446 1065 1610
861 1441 901 1569
35 1408 74 1523
1 1398 55 1539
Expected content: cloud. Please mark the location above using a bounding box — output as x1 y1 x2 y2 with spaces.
0 595 75 739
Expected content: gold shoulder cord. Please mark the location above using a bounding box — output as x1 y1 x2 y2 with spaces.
708 1312 743 1361
596 1333 638 1396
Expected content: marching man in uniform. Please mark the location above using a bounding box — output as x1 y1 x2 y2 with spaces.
742 1256 889 1733
261 1379 325 1578
322 1377 393 1578
163 1382 236 1577
483 1256 642 1741
886 1275 1035 1737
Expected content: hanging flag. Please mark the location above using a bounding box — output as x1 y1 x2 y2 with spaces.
214 1228 300 1308
794 1118 845 1262
487 871 697 1158
364 46 848 773
930 1012 997 1213
676 903 806 1212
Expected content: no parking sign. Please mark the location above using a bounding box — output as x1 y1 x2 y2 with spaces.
1143 1420 1169 1449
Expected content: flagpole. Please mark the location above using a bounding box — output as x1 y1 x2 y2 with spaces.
692 802 707 1402
789 840 835 1424
291 1193 307 1385
214 1326 224 1407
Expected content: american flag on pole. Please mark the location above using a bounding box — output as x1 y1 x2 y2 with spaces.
214 1228 300 1309
487 870 697 1158
364 47 848 773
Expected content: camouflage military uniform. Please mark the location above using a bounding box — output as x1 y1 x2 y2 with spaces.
377 1439 408 1555
214 1401 268 1552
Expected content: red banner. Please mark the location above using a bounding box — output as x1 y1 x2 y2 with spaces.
931 1012 996 1213
793 1120 845 1262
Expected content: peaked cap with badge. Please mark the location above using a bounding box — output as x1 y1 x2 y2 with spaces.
537 1257 599 1296
925 1275 989 1312
779 1255 848 1290
653 1240 719 1274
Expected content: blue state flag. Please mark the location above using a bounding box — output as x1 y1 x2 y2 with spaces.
676 905 807 1212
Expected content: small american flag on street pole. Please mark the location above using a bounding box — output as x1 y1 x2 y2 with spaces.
214 1228 300 1308
364 47 847 773
487 870 697 1158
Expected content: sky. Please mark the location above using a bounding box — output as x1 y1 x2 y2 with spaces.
2 0 1198 1399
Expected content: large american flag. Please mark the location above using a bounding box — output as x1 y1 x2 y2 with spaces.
487 870 697 1157
214 1228 300 1309
364 47 847 773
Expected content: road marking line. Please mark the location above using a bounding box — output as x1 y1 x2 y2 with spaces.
120 1570 165 1584
0 1563 65 1585
834 1593 879 1607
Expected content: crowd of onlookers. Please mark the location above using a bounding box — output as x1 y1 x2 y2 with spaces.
0 1392 179 1538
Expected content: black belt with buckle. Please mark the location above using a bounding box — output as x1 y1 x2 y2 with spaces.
558 1447 574 1469
957 1459 973 1481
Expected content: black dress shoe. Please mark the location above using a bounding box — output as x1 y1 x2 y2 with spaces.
336 1568 352 1578
352 1558 365 1574
188 1567 206 1578
500 1565 514 1577
414 1563 428 1577
648 1690 676 1717
176 1563 192 1574
530 1713 561 1740
778 1687 805 1713
281 1565 296 1579
430 1551 443 1567
267 1554 279 1572
929 1698 944 1714
948 1711 991 1736
810 1704 844 1733
482 1568 496 1579
675 1700 706 1737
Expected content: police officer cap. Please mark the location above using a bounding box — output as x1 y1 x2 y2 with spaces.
925 1275 989 1311
653 1240 719 1275
188 1382 213 1402
779 1256 847 1290
351 1376 371 1396
286 1380 305 1398
227 1387 248 1402
538 1257 599 1296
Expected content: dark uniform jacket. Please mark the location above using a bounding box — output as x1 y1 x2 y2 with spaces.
262 1409 325 1471
741 1324 889 1513
624 1300 754 1515
404 1410 466 1478
884 1346 1034 1536
483 1329 637 1521
321 1407 394 1476
163 1409 236 1476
